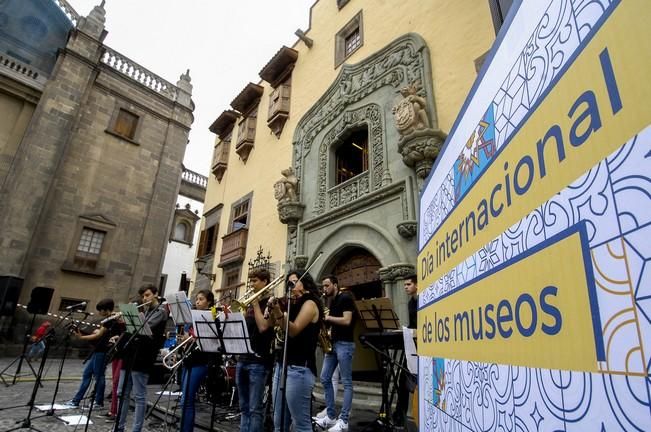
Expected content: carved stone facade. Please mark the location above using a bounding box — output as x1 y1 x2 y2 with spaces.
284 34 436 319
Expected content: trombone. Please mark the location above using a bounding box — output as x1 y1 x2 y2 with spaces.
231 274 285 313
162 335 195 370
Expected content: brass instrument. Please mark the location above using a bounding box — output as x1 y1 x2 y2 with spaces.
318 307 332 353
162 336 195 370
231 274 285 313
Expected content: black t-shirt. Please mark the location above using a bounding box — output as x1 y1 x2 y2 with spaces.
286 292 321 375
329 291 356 342
239 297 274 365
408 296 417 329
94 319 124 353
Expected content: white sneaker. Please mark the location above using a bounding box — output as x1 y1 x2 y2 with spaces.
315 415 337 429
315 407 328 419
328 419 349 432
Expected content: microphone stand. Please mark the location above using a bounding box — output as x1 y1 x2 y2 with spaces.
111 301 163 432
279 253 322 432
45 310 79 416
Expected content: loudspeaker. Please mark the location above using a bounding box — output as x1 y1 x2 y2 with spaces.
27 286 54 315
0 276 23 316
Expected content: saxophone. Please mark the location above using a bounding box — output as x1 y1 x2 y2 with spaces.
318 307 333 354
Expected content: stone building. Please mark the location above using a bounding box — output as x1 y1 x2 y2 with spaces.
160 167 206 298
0 0 194 314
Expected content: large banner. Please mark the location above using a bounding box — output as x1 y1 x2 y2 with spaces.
417 0 651 430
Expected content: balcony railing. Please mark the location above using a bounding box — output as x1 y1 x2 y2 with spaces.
219 228 248 266
182 167 208 189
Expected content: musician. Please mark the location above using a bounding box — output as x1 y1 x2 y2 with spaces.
236 268 274 432
63 298 118 409
269 270 323 432
178 289 214 432
316 275 355 432
393 274 418 427
116 284 169 432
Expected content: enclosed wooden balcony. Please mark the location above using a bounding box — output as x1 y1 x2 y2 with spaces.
235 115 257 162
211 141 230 182
219 228 248 266
267 84 291 137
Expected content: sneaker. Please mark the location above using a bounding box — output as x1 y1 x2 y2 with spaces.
62 400 79 408
328 419 349 432
93 403 104 409
96 412 114 419
315 408 328 419
315 415 337 429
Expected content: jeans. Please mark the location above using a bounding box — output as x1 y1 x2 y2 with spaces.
27 341 45 361
116 370 149 432
321 341 354 422
236 362 269 432
72 352 107 405
180 364 208 432
272 363 314 432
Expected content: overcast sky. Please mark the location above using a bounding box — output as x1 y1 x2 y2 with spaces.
70 0 315 176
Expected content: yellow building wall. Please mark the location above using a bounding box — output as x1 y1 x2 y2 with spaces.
201 0 495 294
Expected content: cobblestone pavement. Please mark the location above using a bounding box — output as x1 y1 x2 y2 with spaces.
0 357 384 432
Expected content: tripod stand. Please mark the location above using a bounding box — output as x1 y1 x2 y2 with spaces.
3 325 55 432
0 312 42 386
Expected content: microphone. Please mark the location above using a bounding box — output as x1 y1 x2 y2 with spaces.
66 301 87 310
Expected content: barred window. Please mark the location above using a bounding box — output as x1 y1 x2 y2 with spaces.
77 228 105 255
344 28 361 57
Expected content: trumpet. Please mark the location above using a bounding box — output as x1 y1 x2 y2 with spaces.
162 336 195 370
231 274 285 313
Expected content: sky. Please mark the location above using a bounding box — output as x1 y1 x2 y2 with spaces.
70 0 316 176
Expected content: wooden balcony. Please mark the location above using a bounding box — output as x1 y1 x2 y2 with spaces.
219 228 248 267
267 84 291 137
211 142 230 182
235 116 257 162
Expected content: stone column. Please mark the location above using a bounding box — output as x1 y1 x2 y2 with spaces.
0 4 107 277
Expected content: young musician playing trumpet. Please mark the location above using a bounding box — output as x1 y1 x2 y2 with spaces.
179 289 214 432
236 269 274 432
268 270 323 432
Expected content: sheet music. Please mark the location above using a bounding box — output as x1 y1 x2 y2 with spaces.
168 292 193 325
402 326 418 375
220 312 253 355
119 303 152 336
192 310 221 353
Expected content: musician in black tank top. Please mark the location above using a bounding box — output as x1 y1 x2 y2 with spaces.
268 269 322 432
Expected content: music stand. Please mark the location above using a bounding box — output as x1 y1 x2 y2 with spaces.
168 292 193 326
356 298 404 431
120 303 152 336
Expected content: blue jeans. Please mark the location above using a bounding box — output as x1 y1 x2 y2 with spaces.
236 362 269 432
72 352 107 405
180 364 208 432
321 341 355 422
272 363 314 432
116 370 149 432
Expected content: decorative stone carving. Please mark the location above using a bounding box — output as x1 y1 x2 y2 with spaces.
274 167 299 204
277 201 305 227
294 255 309 270
396 221 417 239
378 263 416 282
392 80 430 135
398 128 447 180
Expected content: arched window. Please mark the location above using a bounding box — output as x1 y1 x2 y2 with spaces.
335 128 368 184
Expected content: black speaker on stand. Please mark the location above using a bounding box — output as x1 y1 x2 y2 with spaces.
0 276 22 317
0 284 52 387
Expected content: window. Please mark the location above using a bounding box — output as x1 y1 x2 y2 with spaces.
59 297 88 312
335 11 363 67
335 129 368 184
174 222 188 242
231 200 249 231
221 265 243 302
113 109 139 140
488 0 514 34
74 228 106 269
344 28 361 57
198 205 222 256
